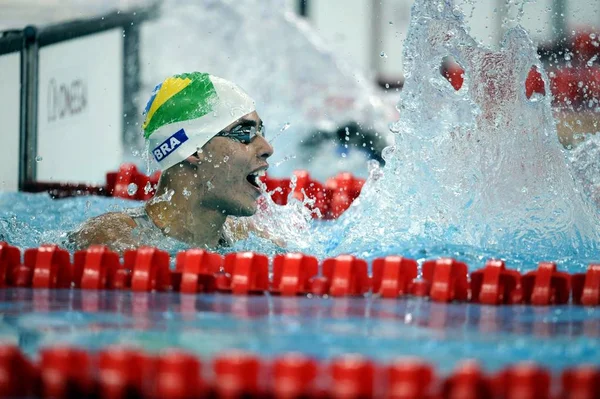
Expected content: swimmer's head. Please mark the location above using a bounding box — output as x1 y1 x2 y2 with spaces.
143 72 273 216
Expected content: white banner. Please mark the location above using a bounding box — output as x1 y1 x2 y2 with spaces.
37 28 123 184
0 51 21 192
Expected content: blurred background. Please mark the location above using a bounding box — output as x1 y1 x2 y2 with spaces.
0 0 599 186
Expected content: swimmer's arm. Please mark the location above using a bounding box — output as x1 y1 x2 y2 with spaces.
69 212 140 254
224 217 286 247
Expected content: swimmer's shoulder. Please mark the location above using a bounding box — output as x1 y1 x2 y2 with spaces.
70 212 139 253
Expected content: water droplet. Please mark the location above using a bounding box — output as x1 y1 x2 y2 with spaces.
587 54 597 67
183 187 191 198
280 122 291 131
207 181 214 191
223 156 229 163
385 83 390 89
590 33 597 40
380 51 388 58
144 181 153 195
35 155 43 162
341 153 347 158
388 21 393 25
127 183 138 196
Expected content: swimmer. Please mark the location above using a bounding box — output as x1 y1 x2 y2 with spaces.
70 72 274 253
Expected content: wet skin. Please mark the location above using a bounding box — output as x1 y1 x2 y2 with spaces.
72 111 274 252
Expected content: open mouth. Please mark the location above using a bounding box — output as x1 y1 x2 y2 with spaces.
246 169 266 189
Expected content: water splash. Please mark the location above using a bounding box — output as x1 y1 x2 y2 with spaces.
122 0 600 269
315 0 600 269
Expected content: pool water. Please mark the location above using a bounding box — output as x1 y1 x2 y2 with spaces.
1 0 600 380
1 289 599 373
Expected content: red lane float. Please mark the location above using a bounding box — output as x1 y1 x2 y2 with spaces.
442 361 494 399
212 351 262 398
97 347 153 399
421 258 469 303
0 344 599 399
371 256 418 299
0 244 599 306
272 353 319 398
561 365 600 399
155 350 204 399
174 249 223 294
572 264 600 306
525 66 546 99
386 358 435 399
386 359 435 399
271 253 318 296
470 260 522 305
125 247 171 292
76 245 121 290
440 53 600 109
0 345 36 398
28 244 72 289
291 170 331 218
327 173 365 219
0 242 20 288
495 363 551 399
108 163 159 201
223 252 269 295
263 176 292 205
522 262 571 305
322 255 370 297
329 355 375 399
40 347 94 398
308 275 331 296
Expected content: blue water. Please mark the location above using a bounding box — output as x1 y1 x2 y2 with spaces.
1 192 599 373
1 289 598 373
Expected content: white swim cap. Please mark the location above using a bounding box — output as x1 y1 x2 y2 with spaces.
142 72 256 171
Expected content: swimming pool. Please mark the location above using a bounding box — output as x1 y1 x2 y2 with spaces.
1 0 600 396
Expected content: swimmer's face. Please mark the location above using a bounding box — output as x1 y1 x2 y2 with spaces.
189 111 273 216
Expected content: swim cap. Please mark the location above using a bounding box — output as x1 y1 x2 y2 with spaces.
142 72 256 171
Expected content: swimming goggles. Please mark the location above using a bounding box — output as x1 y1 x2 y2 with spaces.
216 123 266 144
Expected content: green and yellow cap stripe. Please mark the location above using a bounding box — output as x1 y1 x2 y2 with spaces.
143 72 218 138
